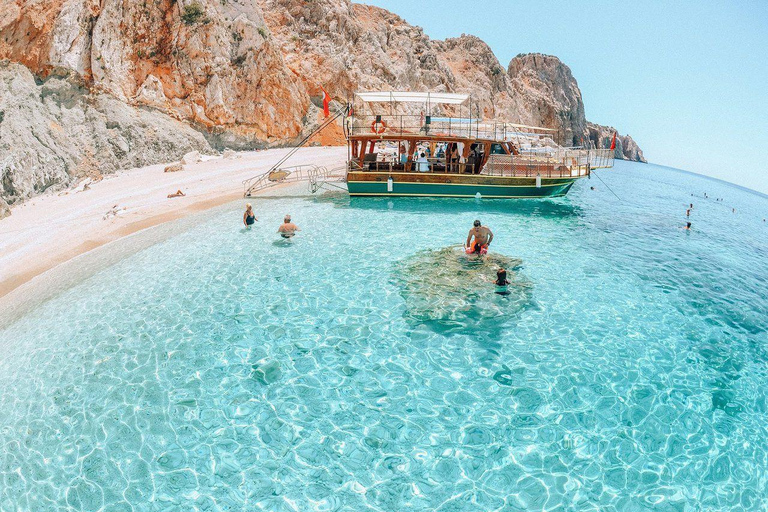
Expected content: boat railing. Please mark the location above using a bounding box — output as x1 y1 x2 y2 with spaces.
351 147 615 178
243 164 329 196
485 148 615 177
589 148 615 169
349 115 549 141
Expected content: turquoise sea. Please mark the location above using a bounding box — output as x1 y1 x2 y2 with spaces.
1 161 767 511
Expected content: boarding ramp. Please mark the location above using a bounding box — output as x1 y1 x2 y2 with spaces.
242 104 350 197
243 165 347 197
309 165 348 194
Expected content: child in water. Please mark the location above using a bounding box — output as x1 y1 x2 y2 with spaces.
495 268 511 295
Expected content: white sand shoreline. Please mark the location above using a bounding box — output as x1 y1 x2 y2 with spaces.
0 146 347 300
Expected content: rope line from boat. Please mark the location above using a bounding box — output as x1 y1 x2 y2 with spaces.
590 168 623 202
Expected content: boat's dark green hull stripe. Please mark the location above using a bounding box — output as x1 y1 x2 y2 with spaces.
347 181 575 198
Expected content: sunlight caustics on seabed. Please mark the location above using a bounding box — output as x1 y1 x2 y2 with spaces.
0 161 767 511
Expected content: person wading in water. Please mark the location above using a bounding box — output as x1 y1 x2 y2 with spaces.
465 219 493 255
243 203 257 228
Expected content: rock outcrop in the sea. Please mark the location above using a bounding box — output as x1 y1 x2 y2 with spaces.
587 122 646 163
0 0 645 205
0 61 211 203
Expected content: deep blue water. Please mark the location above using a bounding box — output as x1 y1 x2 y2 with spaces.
1 161 767 511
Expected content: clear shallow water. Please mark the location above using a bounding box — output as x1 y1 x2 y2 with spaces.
1 161 767 511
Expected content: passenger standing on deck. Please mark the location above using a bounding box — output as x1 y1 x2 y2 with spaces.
449 144 460 172
465 219 493 254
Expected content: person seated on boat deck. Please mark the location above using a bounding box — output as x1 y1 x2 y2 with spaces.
278 215 300 238
416 152 430 172
495 268 511 295
466 219 493 254
399 145 408 165
243 203 257 227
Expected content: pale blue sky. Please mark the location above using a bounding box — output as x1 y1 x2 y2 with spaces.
362 0 768 194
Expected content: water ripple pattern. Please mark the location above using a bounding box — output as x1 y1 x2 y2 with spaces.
1 161 767 511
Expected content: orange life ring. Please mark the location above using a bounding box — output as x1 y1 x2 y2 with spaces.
371 119 388 134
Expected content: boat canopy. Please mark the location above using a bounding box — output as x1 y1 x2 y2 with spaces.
355 91 470 105
504 123 556 133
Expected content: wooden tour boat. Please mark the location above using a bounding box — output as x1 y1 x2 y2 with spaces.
345 91 615 198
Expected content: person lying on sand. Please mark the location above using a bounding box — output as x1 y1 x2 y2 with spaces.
278 215 300 238
465 219 493 255
167 190 185 198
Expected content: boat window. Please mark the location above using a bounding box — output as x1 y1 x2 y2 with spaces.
490 143 505 155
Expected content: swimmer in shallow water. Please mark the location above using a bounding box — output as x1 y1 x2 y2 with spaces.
494 268 511 295
243 203 257 228
278 215 300 238
465 219 493 255
684 222 692 230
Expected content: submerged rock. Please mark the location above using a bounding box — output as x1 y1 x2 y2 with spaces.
393 246 532 333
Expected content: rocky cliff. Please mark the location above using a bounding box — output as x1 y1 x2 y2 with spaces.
0 61 211 205
0 0 644 205
588 122 646 163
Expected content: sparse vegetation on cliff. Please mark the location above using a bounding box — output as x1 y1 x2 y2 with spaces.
181 2 206 25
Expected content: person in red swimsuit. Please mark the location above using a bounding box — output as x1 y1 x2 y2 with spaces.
465 219 493 255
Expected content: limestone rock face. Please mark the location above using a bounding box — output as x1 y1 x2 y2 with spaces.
0 61 211 204
259 3 592 147
433 35 512 120
0 0 646 203
181 151 201 165
0 196 10 219
507 53 587 147
261 1 455 98
1 0 308 143
587 122 647 162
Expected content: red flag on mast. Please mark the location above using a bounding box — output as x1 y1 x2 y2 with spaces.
320 86 330 118
609 132 617 151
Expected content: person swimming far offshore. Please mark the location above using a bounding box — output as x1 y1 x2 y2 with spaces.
465 219 493 255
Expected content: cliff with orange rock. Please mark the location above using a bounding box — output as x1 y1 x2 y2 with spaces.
0 0 643 205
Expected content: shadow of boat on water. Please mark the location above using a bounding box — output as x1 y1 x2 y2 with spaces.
313 191 583 219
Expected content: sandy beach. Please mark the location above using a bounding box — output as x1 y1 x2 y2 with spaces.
0 146 347 299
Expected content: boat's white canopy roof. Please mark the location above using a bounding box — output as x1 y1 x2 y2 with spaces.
355 91 470 105
504 123 556 133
